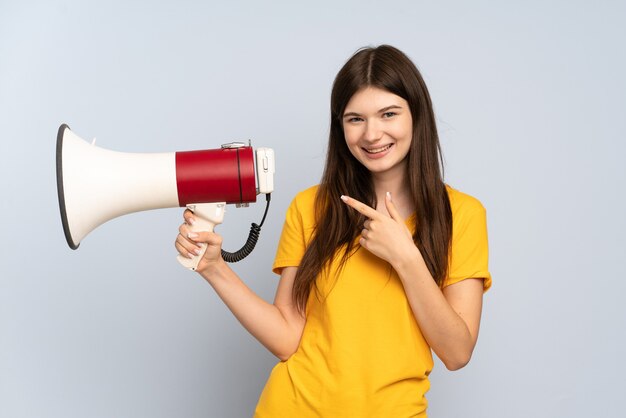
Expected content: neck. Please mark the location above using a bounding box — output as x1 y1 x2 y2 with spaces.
371 169 414 220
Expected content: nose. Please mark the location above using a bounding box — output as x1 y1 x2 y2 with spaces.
364 120 382 142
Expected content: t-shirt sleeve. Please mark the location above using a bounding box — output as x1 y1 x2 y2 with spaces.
272 195 309 275
444 201 492 292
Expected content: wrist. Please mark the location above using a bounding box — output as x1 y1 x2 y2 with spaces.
391 245 429 281
197 257 228 282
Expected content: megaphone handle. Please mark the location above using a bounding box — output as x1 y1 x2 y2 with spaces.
176 202 226 271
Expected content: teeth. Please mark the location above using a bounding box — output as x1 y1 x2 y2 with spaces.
365 144 392 153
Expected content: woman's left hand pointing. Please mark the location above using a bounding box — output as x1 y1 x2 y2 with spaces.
340 192 420 267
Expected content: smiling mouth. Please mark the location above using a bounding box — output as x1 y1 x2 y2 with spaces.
363 144 393 154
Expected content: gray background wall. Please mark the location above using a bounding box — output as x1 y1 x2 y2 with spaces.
1 1 625 417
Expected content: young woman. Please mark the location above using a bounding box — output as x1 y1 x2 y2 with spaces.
175 45 491 417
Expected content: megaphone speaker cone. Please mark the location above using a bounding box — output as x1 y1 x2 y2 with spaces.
56 124 180 249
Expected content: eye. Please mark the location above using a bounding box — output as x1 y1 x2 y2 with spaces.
382 111 397 118
345 116 364 123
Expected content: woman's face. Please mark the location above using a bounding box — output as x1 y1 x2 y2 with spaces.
342 86 413 180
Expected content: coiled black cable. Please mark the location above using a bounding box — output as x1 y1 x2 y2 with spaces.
221 193 271 263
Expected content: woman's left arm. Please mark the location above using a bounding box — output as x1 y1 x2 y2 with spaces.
341 194 485 370
395 254 484 370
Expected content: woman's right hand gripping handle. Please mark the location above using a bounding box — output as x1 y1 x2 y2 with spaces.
175 208 224 273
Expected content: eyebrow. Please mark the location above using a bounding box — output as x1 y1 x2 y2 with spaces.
343 105 404 118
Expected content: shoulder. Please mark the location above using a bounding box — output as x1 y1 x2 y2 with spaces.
283 185 319 228
291 184 319 207
446 184 486 217
445 184 488 238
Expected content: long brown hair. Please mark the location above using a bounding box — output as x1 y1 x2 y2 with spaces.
292 45 452 312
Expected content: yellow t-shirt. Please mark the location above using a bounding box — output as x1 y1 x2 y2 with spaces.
254 185 491 418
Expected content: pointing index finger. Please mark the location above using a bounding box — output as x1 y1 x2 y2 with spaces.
340 195 380 219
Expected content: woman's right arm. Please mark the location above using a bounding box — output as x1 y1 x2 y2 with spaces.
175 212 305 361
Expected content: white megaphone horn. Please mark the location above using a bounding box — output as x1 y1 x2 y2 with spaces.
56 124 275 270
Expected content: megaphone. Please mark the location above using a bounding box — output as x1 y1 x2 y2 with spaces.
56 124 275 270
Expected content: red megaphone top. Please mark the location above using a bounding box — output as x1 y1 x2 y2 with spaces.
175 146 257 206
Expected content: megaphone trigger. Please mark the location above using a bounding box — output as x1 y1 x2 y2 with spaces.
176 202 226 271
